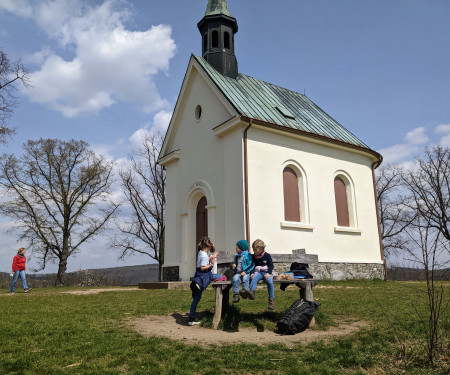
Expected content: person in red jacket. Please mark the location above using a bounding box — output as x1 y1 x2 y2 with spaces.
9 248 31 294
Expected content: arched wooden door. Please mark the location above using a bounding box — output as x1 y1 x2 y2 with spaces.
196 196 208 247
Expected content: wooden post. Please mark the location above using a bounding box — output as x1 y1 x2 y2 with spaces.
222 285 231 315
212 286 223 329
297 280 316 327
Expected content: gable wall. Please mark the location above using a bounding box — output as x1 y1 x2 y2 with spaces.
163 70 246 280
246 126 382 264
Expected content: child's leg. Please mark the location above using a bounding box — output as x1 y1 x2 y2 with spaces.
242 273 251 291
264 275 275 300
10 271 19 292
231 273 241 294
19 271 29 290
250 272 263 291
189 290 202 319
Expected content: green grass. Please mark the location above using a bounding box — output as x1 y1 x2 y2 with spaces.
0 281 448 374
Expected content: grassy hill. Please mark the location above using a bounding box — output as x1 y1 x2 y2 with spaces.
0 280 448 374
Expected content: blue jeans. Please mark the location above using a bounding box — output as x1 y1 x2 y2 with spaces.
232 273 250 294
10 270 28 292
250 273 275 299
189 273 221 319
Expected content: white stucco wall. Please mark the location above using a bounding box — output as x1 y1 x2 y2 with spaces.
246 126 383 264
162 69 246 280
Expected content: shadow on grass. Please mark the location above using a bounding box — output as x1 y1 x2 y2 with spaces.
201 304 282 332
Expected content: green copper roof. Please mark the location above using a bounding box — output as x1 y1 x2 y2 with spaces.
193 55 370 150
205 0 232 17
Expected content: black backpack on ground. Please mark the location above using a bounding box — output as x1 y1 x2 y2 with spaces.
276 299 320 335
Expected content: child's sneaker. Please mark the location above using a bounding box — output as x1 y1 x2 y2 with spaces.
24 288 32 293
246 289 255 300
268 298 275 310
7 291 14 295
232 293 240 303
239 289 248 299
188 319 201 326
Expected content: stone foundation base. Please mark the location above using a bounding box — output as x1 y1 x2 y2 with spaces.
309 262 385 280
163 258 385 281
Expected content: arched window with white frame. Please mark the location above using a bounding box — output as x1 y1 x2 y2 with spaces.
333 172 357 229
283 166 301 222
281 162 311 231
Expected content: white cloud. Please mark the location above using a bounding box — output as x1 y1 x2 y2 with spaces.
405 127 428 145
435 123 450 134
434 123 450 147
128 109 172 150
378 126 431 163
13 0 176 117
0 0 33 18
439 133 450 147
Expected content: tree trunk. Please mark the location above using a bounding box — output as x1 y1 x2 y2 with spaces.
55 254 68 286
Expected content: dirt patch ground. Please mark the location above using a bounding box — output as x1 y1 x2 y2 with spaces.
126 314 368 348
61 287 140 295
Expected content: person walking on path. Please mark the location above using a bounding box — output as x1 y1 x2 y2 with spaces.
9 248 31 294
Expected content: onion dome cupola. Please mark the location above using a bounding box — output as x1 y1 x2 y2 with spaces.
198 0 238 79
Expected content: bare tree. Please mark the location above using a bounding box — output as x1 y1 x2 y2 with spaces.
403 146 450 243
376 163 415 257
0 138 118 285
0 49 31 144
402 214 449 366
112 133 165 281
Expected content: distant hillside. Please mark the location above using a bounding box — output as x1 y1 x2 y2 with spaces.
387 266 449 281
1 264 159 287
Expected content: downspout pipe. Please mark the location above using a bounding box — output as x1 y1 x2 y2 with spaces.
371 157 388 281
244 119 253 243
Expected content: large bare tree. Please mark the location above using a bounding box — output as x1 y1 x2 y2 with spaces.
0 138 118 285
376 163 415 257
403 146 450 243
113 133 165 281
0 49 31 144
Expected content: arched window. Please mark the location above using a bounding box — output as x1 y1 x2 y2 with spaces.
283 167 301 222
334 177 350 227
224 31 230 49
203 34 208 53
212 30 219 48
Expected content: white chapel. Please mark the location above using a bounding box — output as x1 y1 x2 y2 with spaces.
158 0 385 281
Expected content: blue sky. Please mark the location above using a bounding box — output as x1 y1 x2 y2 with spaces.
0 0 449 273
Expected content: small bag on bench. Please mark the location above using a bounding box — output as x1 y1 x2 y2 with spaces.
276 299 320 335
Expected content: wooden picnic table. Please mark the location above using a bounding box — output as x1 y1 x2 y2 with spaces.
209 278 320 329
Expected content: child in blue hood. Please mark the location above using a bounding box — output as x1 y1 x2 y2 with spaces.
231 239 254 303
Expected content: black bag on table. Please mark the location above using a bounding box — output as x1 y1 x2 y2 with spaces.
276 299 320 335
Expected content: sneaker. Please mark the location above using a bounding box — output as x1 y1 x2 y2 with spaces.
246 289 255 300
239 290 248 299
232 293 240 303
24 288 32 293
8 291 14 295
268 298 275 310
188 320 201 326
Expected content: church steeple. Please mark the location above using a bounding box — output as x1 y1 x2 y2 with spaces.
198 0 238 79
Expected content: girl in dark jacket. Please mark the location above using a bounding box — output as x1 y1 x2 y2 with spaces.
10 248 31 294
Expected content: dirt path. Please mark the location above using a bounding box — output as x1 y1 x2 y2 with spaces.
126 314 368 348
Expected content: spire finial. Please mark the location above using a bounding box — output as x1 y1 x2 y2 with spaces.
205 0 232 17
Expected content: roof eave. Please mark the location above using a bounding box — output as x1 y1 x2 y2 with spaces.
241 116 383 165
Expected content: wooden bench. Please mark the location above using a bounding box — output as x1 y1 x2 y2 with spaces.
209 278 320 329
